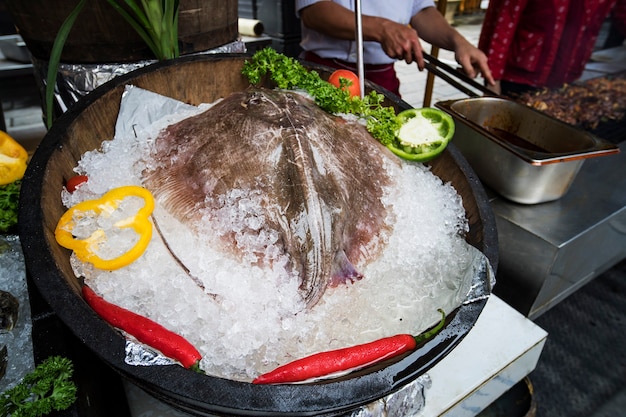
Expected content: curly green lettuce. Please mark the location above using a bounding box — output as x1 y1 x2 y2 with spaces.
241 48 400 145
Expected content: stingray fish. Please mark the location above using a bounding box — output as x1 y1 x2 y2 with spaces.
143 87 401 308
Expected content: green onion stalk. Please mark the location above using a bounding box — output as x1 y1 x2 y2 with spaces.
45 0 181 128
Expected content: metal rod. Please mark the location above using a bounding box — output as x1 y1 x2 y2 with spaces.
354 0 365 98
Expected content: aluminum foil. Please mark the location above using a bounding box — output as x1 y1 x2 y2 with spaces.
30 40 246 118
125 340 177 367
337 375 432 417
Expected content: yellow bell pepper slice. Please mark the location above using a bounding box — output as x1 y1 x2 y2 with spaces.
55 185 155 270
0 131 28 186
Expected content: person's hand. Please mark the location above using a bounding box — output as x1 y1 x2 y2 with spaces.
377 19 425 68
299 3 428 67
410 7 495 85
454 40 495 86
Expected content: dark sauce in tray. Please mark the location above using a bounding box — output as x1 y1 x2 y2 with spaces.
484 126 550 153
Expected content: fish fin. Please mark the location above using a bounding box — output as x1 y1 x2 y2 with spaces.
330 250 363 287
144 168 204 227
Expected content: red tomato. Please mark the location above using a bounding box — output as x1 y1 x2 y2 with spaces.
328 69 361 98
66 175 88 193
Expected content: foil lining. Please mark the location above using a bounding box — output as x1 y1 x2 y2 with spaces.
339 375 432 417
30 40 246 118
125 340 176 367
464 244 496 303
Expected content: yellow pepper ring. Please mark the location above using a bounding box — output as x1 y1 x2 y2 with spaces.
55 185 155 270
0 131 28 186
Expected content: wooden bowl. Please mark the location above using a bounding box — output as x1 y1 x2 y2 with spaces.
19 54 497 416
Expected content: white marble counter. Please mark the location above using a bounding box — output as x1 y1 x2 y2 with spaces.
417 296 547 416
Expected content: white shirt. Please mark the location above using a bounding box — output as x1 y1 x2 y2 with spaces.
296 0 436 64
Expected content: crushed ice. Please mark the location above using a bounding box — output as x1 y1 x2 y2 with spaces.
62 85 490 381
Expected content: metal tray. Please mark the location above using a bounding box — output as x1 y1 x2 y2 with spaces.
436 97 620 204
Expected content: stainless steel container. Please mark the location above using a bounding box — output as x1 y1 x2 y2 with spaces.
436 97 620 204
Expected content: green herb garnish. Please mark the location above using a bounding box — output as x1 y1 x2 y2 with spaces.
0 356 77 417
0 181 20 234
241 48 400 145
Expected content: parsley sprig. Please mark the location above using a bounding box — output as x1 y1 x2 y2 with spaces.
241 48 400 145
0 356 77 417
0 181 20 234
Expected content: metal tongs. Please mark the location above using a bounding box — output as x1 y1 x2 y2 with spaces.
423 52 497 98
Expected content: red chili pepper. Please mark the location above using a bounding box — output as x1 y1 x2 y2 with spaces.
82 285 203 371
253 334 416 384
65 175 89 193
253 309 446 384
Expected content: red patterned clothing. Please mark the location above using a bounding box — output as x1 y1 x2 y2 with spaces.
479 0 620 89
